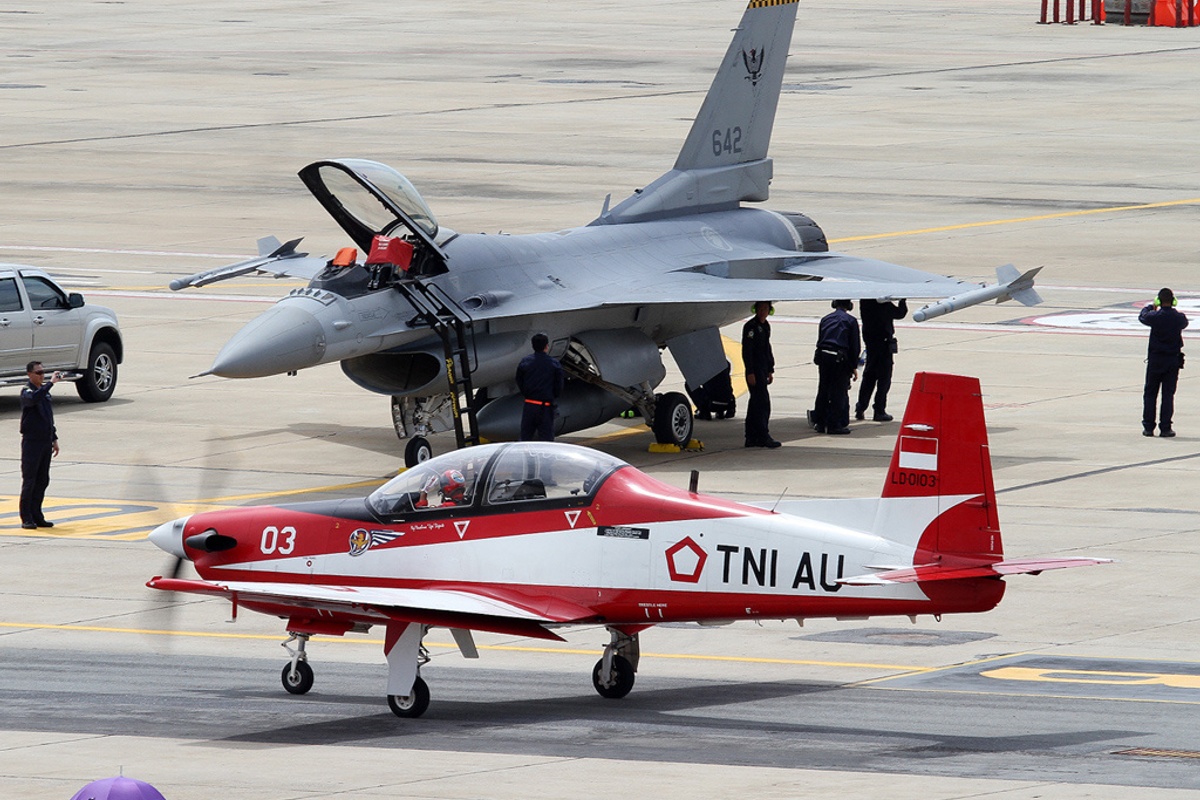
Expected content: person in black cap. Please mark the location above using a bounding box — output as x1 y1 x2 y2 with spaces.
812 299 861 435
1139 288 1188 437
742 301 780 448
855 298 907 422
516 333 564 441
19 361 61 529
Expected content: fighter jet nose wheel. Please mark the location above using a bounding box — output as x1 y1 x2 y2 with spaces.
404 436 433 468
592 654 636 699
652 391 694 446
281 660 314 695
387 676 431 718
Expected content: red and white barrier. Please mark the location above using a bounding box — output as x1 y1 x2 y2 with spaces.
1039 0 1105 23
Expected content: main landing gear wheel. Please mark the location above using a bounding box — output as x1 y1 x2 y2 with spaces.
387 676 430 718
652 391 694 446
592 654 636 699
281 660 314 695
404 436 433 468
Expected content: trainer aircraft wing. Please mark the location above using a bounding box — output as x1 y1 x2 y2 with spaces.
148 577 598 641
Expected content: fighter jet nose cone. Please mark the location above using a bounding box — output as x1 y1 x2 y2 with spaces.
208 302 328 378
149 516 190 560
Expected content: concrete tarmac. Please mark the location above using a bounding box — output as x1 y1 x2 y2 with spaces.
2 0 1200 797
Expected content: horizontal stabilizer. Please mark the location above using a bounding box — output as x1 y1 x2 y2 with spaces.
839 556 1113 586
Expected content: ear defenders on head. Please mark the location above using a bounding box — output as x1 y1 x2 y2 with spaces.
1154 295 1178 308
750 303 775 316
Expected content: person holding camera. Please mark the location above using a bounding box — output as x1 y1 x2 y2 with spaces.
812 299 861 435
855 298 907 423
1140 288 1188 437
19 361 61 529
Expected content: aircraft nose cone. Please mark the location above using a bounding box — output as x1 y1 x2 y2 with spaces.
149 516 190 560
208 302 328 378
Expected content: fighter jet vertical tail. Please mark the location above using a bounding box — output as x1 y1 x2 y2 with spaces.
598 0 799 224
674 0 798 172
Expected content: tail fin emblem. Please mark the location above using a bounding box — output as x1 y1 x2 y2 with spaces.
741 47 765 85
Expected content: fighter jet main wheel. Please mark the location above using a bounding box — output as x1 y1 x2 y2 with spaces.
281 660 314 695
652 391 694 446
387 676 430 718
404 436 433 468
592 654 636 699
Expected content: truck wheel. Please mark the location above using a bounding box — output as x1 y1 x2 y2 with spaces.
76 342 117 402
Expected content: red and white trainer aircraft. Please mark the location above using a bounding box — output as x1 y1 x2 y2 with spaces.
148 373 1108 718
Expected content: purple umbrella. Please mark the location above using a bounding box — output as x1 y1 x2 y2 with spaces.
69 776 166 800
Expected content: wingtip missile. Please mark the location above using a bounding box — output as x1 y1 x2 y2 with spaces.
169 237 315 291
912 265 1044 322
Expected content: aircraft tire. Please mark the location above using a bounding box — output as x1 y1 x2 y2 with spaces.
76 341 118 403
652 392 693 446
388 676 430 718
404 436 433 468
592 654 636 699
281 660 314 695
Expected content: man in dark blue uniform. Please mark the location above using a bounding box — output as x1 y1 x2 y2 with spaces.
742 301 780 448
20 361 61 529
855 298 907 422
812 299 861 435
1140 288 1188 437
516 333 564 441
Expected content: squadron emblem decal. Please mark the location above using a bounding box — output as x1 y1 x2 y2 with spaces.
742 47 765 86
348 528 404 556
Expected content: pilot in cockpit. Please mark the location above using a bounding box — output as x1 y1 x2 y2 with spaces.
418 469 467 507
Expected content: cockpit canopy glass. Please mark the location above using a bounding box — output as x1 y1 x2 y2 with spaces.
366 443 626 517
323 159 438 239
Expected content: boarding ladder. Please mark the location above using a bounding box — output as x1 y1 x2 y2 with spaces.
391 276 481 450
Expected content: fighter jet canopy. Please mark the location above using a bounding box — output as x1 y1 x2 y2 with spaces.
299 159 442 254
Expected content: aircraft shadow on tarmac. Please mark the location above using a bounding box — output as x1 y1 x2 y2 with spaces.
210 674 1139 770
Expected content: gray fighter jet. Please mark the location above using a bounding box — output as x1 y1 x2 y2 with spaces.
172 0 1041 465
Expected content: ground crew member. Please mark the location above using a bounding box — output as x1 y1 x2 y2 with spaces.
742 301 780 448
19 361 61 529
812 299 860 435
855 298 907 422
516 333 564 441
1140 288 1188 437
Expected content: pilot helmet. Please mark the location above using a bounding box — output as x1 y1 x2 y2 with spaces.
440 469 466 502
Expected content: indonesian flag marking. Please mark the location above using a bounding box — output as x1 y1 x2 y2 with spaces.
898 436 938 471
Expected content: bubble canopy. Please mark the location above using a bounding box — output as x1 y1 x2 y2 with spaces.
367 442 627 517
298 158 443 254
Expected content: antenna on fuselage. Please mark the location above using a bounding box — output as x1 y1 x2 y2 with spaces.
770 487 789 513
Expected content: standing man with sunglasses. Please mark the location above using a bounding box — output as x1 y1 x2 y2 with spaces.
19 361 61 529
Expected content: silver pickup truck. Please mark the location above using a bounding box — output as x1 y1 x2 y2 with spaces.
0 265 123 402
